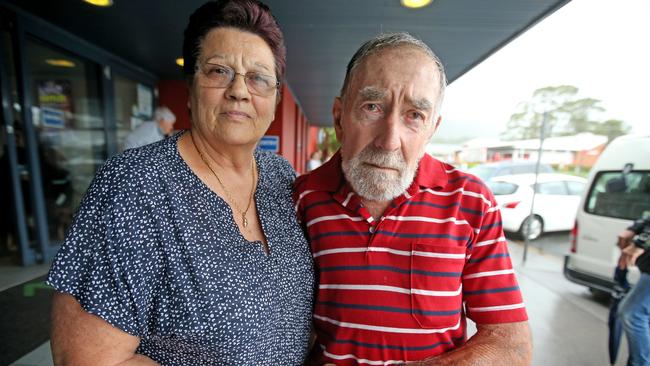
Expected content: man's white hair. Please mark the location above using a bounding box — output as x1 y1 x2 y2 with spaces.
340 32 447 116
154 106 176 123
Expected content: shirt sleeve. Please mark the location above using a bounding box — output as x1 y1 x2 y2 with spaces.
628 217 650 234
46 156 160 337
293 174 308 225
461 185 528 325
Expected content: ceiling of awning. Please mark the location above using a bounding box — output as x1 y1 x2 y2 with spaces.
7 0 570 126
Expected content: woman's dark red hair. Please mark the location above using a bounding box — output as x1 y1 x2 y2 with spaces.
182 0 286 84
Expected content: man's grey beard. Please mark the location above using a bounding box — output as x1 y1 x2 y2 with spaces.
342 145 419 202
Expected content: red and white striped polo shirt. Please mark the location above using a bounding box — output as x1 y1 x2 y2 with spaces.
294 152 528 365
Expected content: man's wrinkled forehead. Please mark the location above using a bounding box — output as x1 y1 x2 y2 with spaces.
356 86 434 112
346 47 440 97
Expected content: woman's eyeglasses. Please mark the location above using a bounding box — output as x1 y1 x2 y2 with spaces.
196 62 279 97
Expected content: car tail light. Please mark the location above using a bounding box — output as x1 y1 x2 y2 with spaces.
504 201 520 209
570 220 578 253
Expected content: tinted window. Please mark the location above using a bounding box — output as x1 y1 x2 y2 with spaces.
468 166 497 181
487 181 518 195
511 165 533 174
586 171 650 220
498 167 513 176
512 164 553 174
536 181 568 195
469 162 553 181
566 181 585 196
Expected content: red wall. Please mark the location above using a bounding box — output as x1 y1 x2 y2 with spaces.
157 81 310 173
158 80 191 130
308 125 320 157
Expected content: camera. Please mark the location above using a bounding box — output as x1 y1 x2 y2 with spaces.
633 229 650 250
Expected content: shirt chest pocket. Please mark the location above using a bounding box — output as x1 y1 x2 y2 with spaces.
410 242 466 329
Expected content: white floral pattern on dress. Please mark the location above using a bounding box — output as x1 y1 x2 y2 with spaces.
47 132 314 365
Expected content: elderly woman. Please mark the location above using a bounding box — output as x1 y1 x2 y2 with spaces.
46 0 314 364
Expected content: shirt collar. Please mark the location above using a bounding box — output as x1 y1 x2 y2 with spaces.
413 153 448 190
300 150 345 192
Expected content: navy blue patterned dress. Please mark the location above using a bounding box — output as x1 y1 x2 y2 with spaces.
47 132 314 365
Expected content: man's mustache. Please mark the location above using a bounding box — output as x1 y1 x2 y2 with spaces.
359 149 406 171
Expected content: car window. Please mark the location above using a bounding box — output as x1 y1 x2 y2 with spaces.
511 165 533 174
566 181 585 196
498 167 513 176
468 166 497 181
511 163 553 175
469 163 553 181
487 181 518 195
535 181 568 195
586 171 650 220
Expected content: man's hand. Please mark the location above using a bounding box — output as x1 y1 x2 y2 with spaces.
618 243 645 269
407 321 532 366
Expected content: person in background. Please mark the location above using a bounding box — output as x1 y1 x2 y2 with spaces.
123 106 177 150
47 0 314 364
617 214 650 366
295 32 531 365
306 149 323 171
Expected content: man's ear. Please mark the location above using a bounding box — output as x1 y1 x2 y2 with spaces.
333 97 344 141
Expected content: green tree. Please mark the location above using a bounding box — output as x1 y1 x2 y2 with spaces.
317 127 340 156
501 85 628 140
502 85 579 140
591 119 631 142
559 97 603 136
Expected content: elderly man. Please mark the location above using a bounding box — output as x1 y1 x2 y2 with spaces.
295 33 531 365
123 106 176 150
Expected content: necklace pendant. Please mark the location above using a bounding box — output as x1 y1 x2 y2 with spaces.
242 216 248 228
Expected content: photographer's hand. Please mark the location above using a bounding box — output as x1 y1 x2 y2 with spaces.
617 229 636 249
619 244 645 269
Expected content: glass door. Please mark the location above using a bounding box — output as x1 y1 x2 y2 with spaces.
24 38 106 247
113 73 153 151
1 26 36 266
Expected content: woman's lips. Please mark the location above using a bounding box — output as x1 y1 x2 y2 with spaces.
223 110 251 119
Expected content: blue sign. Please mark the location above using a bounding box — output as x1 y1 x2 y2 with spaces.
42 107 65 128
258 135 280 153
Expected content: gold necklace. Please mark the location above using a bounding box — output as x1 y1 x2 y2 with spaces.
190 132 256 228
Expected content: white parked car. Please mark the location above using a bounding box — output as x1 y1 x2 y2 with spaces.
468 160 553 182
487 173 587 240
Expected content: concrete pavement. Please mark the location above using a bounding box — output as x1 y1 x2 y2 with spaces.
507 240 627 366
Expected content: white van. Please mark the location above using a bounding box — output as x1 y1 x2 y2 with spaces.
564 134 650 293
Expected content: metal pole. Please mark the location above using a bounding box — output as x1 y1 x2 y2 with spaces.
523 112 547 264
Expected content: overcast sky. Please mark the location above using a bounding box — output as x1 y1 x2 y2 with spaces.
437 0 650 142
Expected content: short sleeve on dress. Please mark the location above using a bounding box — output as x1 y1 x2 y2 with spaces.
47 156 158 337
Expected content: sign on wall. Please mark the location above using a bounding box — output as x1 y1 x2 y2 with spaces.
137 83 153 118
37 80 73 128
258 135 280 153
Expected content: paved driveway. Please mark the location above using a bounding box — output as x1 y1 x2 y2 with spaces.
505 240 627 366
